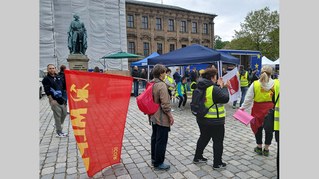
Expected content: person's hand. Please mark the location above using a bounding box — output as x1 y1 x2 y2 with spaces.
224 80 230 88
50 100 58 106
169 116 174 126
217 77 224 88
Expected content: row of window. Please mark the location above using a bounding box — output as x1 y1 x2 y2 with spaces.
128 42 182 56
127 15 209 34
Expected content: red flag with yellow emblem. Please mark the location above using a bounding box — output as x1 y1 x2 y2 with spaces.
64 70 132 177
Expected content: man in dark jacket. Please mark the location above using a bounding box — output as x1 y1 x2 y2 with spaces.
42 64 68 138
193 68 230 169
131 66 140 97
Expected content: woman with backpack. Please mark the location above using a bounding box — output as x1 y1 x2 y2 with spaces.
193 68 230 169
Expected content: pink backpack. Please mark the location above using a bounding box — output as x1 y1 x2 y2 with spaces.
136 82 160 115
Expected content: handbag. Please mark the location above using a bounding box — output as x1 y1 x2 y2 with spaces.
263 93 279 132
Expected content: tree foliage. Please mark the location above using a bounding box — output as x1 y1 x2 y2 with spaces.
227 7 279 60
213 35 229 49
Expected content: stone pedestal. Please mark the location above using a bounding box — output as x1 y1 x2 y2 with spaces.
67 54 89 71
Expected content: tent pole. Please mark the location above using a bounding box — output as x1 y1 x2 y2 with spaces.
147 65 150 81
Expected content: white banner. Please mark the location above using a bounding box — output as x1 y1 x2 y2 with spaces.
222 67 241 102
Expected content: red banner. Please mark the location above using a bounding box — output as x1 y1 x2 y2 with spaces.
65 70 132 177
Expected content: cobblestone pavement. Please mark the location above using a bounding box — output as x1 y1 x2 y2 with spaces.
40 96 278 179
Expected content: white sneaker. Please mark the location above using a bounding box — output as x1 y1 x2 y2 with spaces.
56 132 68 138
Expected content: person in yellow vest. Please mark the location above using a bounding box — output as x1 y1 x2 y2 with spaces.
240 65 278 157
233 65 249 109
193 68 230 169
273 79 280 178
176 76 187 110
164 68 176 98
164 68 176 111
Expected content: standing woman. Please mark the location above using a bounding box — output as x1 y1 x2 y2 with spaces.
150 64 174 171
240 65 279 156
193 68 230 169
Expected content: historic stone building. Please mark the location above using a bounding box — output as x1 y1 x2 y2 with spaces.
125 0 217 62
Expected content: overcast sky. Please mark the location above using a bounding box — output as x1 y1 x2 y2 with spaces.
134 0 279 41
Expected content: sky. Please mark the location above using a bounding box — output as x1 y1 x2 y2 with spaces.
134 0 279 41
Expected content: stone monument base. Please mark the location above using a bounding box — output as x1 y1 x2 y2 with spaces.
67 54 89 71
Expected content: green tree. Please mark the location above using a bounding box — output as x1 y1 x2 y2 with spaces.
228 7 279 59
213 35 230 49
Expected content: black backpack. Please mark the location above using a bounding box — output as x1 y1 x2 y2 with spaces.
190 87 215 118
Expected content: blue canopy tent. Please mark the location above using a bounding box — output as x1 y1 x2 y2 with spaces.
148 44 240 66
147 44 240 79
131 52 159 67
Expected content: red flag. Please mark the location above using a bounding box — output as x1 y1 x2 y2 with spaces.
65 70 132 177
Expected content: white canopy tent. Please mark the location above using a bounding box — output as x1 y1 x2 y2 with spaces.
261 56 276 67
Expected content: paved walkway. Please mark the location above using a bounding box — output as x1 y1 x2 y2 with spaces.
39 96 278 179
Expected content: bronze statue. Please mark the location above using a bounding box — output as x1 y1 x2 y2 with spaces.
68 14 87 55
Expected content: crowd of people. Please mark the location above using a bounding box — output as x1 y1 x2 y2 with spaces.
143 64 280 178
41 63 280 177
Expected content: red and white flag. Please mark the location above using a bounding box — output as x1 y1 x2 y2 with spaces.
222 67 241 102
65 70 132 177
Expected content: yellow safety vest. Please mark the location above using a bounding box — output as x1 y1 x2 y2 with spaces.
238 71 249 87
273 79 280 131
165 75 175 91
204 86 226 118
253 81 273 102
190 81 197 92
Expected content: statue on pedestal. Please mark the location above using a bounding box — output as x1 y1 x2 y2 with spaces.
68 14 87 55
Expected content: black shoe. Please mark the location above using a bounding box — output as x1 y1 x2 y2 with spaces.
213 162 227 169
254 147 263 155
263 149 269 157
193 157 208 164
154 163 170 171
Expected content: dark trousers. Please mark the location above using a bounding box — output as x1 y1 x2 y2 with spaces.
133 80 139 97
194 120 225 165
255 126 274 145
151 123 170 167
178 94 187 108
275 131 279 179
233 86 248 107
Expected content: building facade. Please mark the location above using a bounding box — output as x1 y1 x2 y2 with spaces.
125 0 217 63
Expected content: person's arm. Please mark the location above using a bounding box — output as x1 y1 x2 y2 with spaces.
158 83 174 125
42 77 55 103
212 85 229 104
240 83 255 110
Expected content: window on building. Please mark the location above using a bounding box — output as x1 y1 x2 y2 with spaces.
156 18 162 30
182 44 187 48
128 42 135 54
169 44 175 52
203 23 208 34
127 15 134 28
157 43 163 54
142 16 148 29
180 21 187 33
192 22 197 33
143 42 149 56
168 19 174 31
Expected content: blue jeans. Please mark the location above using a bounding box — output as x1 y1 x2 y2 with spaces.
233 86 248 107
133 81 139 97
